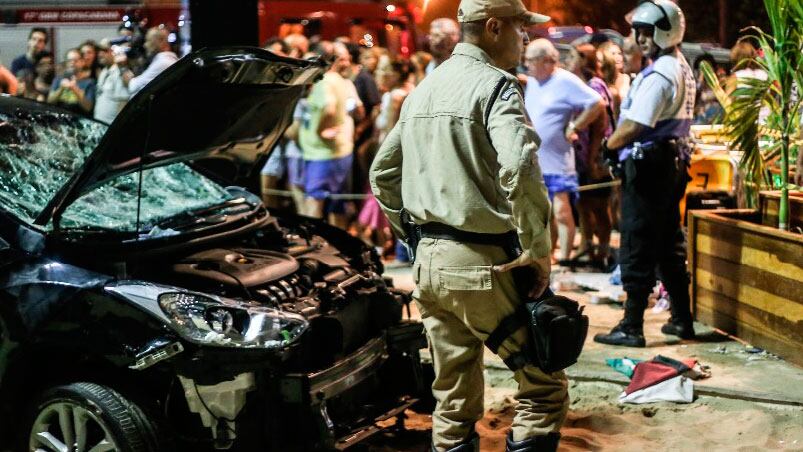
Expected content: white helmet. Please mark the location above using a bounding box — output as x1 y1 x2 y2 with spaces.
630 0 685 49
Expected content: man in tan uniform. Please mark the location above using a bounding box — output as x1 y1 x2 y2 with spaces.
369 1 568 451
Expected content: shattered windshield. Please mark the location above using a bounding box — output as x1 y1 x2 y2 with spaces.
62 163 233 232
0 110 234 233
0 111 104 224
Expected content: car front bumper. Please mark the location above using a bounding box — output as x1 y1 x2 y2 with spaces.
178 321 428 450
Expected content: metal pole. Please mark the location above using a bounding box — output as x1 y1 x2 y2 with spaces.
719 0 727 46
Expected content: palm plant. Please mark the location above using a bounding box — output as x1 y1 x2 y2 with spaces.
701 0 803 231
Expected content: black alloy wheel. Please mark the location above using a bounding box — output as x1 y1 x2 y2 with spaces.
27 382 160 452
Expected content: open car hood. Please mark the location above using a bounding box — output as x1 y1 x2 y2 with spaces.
35 46 327 227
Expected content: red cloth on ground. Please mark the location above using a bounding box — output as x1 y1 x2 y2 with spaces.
625 361 683 395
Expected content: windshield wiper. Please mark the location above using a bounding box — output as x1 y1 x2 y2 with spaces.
149 197 251 231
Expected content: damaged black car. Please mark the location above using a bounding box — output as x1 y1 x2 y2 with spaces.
0 48 430 451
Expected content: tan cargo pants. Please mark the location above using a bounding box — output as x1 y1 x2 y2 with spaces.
412 238 568 451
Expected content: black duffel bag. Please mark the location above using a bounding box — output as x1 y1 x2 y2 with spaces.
485 288 589 374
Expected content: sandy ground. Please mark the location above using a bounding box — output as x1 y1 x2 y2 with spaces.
364 381 802 451
363 261 803 452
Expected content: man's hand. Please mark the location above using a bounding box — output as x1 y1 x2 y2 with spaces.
320 126 341 140
601 138 622 178
493 250 551 298
564 121 578 143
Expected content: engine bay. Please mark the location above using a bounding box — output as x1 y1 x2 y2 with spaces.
122 216 410 368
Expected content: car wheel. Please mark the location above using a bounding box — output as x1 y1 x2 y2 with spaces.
27 382 159 452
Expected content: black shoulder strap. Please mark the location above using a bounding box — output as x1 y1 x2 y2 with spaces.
485 76 508 125
484 304 526 353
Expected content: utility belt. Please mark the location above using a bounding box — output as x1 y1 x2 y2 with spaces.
399 212 519 262
400 213 588 374
420 222 519 252
607 138 688 179
619 138 690 163
627 138 680 161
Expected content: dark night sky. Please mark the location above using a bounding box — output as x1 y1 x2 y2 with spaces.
422 0 770 47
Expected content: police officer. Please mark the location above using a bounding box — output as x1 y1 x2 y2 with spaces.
594 0 697 347
370 1 568 450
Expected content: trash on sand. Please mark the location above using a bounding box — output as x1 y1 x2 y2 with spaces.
711 346 728 354
744 346 764 354
618 355 708 405
652 297 671 313
609 265 622 285
606 357 643 378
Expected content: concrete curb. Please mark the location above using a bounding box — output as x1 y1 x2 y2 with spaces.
484 361 803 407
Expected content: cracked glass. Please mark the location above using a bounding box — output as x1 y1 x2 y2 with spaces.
0 111 233 233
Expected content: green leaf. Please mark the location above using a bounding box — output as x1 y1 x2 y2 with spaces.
716 0 803 229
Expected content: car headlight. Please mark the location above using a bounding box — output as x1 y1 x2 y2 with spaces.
158 292 308 349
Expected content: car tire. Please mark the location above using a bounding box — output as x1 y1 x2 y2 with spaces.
26 382 160 452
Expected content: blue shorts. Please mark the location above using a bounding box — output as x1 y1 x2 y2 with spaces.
304 154 353 213
286 156 304 187
543 173 579 201
261 148 305 187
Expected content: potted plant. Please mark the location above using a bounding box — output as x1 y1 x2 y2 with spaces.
690 0 803 366
700 0 802 227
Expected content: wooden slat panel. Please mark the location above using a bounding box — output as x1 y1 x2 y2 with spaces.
696 255 803 307
695 231 803 281
696 288 803 366
691 209 803 244
760 192 803 229
695 287 803 344
690 210 803 366
696 302 803 367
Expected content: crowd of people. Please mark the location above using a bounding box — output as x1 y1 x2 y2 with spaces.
258 22 765 269
0 24 179 123
0 19 757 268
259 21 645 267
259 25 459 263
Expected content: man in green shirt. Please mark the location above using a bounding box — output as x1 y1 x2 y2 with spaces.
299 42 359 228
370 0 567 450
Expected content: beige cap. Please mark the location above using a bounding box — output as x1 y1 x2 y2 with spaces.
457 0 550 24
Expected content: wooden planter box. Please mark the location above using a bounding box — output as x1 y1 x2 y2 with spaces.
688 207 803 366
759 190 803 231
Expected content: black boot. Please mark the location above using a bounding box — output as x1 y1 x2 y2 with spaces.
593 321 646 347
661 317 696 339
505 431 560 452
594 294 647 347
433 431 479 452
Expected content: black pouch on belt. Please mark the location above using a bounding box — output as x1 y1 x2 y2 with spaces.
521 290 589 373
485 267 589 373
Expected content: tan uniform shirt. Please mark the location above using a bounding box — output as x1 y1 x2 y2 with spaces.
369 43 552 258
